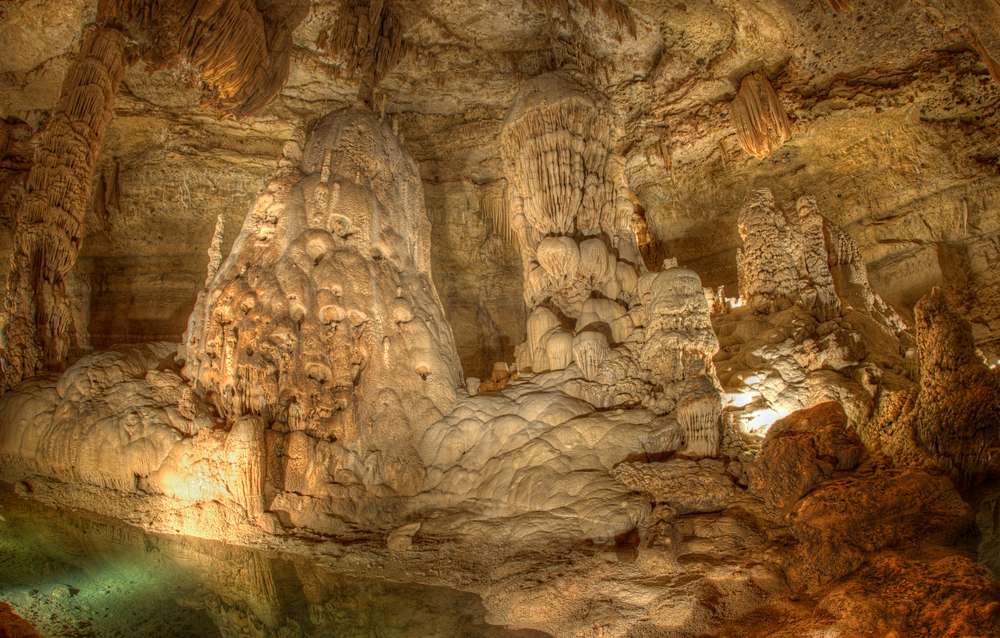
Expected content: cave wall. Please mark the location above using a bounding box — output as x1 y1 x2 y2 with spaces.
2 0 1000 371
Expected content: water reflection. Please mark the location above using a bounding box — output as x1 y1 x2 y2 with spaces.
0 487 548 638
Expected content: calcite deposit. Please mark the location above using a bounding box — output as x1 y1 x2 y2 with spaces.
2 1 1000 637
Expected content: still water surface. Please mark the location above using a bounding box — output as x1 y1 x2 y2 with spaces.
0 488 549 638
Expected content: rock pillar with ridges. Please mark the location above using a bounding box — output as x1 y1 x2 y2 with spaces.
1 28 127 388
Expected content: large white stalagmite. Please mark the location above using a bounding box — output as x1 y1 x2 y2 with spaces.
0 104 463 535
181 103 462 505
501 71 724 456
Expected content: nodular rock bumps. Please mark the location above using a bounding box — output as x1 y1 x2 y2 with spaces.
1 2 1000 637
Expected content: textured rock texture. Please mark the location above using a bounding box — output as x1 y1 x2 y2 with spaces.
1 2 1000 638
5 0 1000 368
861 286 1000 490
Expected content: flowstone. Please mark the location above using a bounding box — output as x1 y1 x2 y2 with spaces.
719 188 913 434
1 104 463 533
502 72 724 456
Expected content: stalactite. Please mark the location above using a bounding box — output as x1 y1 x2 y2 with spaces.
98 0 303 118
0 27 127 389
969 29 1000 85
677 378 722 458
316 0 413 104
523 0 637 40
818 0 852 15
729 71 792 160
477 179 516 245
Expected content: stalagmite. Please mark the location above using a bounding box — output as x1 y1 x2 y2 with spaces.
861 287 999 490
1 28 127 388
719 187 913 436
183 103 460 500
796 196 840 322
466 377 481 396
736 189 802 315
642 267 720 386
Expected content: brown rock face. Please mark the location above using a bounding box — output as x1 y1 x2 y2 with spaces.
862 286 1000 490
748 401 867 513
791 469 975 584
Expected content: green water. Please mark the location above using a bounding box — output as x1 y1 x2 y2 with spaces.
0 487 548 638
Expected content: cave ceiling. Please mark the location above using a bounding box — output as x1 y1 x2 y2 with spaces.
1 0 999 376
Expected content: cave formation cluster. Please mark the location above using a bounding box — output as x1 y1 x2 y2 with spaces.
1 1 1000 637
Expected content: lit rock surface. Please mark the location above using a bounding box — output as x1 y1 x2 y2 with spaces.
716 188 913 434
0 1 999 637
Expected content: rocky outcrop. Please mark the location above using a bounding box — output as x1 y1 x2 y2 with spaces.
747 401 867 513
790 469 975 584
611 458 737 514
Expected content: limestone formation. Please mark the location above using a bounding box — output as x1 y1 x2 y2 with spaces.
676 377 723 458
723 188 913 435
736 189 803 315
502 71 637 319
571 330 608 381
611 458 737 515
0 0 307 389
729 71 792 160
416 381 681 540
1 28 127 388
0 342 270 518
2 3 1000 637
182 103 461 504
861 287 999 490
642 267 719 385
98 0 307 118
737 190 903 330
314 0 412 104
